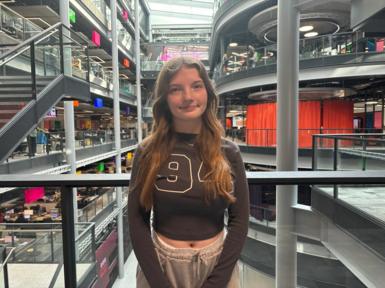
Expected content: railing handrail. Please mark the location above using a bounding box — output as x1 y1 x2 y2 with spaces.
78 189 114 213
0 22 91 65
75 222 95 242
313 133 385 137
0 22 61 62
0 247 15 269
0 171 384 187
252 31 362 52
313 133 385 142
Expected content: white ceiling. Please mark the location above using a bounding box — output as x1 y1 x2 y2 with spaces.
147 0 215 27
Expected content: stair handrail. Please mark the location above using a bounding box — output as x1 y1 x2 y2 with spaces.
0 21 91 67
0 22 61 63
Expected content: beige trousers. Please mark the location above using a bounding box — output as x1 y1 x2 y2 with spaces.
137 232 240 288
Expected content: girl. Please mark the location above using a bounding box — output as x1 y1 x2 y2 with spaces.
128 56 249 288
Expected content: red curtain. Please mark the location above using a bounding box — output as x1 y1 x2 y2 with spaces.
299 101 321 148
246 101 321 147
374 112 383 129
226 118 232 129
246 103 276 146
323 99 354 147
323 99 353 133
246 100 353 148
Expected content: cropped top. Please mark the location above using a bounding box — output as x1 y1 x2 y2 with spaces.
128 133 249 288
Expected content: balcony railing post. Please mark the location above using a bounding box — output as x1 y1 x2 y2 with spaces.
312 135 318 170
11 232 15 262
86 46 90 83
50 230 55 262
30 41 37 100
59 25 64 75
2 247 12 288
333 138 339 198
61 185 77 288
91 225 96 262
362 139 367 171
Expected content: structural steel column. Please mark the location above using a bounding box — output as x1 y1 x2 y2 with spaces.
135 0 143 142
276 0 299 287
60 0 78 224
110 0 125 278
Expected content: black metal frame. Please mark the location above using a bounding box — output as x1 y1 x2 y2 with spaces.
0 171 384 287
61 186 77 288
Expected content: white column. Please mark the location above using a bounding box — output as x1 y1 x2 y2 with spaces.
135 0 143 142
276 0 299 287
60 0 77 225
110 0 125 278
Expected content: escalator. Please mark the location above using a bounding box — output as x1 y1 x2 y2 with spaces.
0 22 92 163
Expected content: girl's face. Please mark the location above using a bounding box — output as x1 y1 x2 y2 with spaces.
166 66 208 133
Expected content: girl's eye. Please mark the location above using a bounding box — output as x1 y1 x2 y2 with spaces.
169 87 181 94
192 84 203 90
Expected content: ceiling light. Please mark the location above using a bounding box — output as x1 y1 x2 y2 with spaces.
304 32 319 38
229 42 238 47
299 25 314 32
365 101 378 105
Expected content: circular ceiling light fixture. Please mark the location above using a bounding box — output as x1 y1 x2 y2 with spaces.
229 42 238 47
304 31 319 38
299 25 314 32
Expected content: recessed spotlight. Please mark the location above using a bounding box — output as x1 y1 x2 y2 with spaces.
229 42 238 47
300 25 314 32
304 32 319 38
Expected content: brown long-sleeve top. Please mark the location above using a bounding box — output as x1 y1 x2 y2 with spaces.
128 133 249 288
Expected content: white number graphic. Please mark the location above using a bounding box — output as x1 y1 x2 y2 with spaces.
155 154 193 193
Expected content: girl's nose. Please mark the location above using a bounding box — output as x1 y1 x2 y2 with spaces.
182 88 193 100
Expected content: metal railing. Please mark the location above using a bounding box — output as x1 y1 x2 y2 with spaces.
0 3 42 52
0 172 384 287
213 30 385 81
312 134 385 220
226 128 384 148
312 133 385 171
0 222 95 264
78 188 116 222
6 129 134 160
0 247 14 288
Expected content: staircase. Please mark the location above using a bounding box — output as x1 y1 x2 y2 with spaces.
0 22 92 163
0 76 55 129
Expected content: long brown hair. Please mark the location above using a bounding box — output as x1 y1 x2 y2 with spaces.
135 56 235 210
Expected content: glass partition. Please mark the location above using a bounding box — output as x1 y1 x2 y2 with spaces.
313 133 385 223
0 222 96 287
0 4 42 44
120 79 135 96
216 31 385 80
78 188 115 222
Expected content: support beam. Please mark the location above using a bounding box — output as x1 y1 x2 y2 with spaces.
276 0 299 287
135 0 143 143
293 204 385 288
321 216 385 288
110 0 124 278
61 0 78 242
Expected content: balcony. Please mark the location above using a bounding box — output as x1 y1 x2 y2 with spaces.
0 171 383 287
213 31 385 93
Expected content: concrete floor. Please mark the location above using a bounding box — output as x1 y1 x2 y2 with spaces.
7 263 92 288
318 185 385 223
